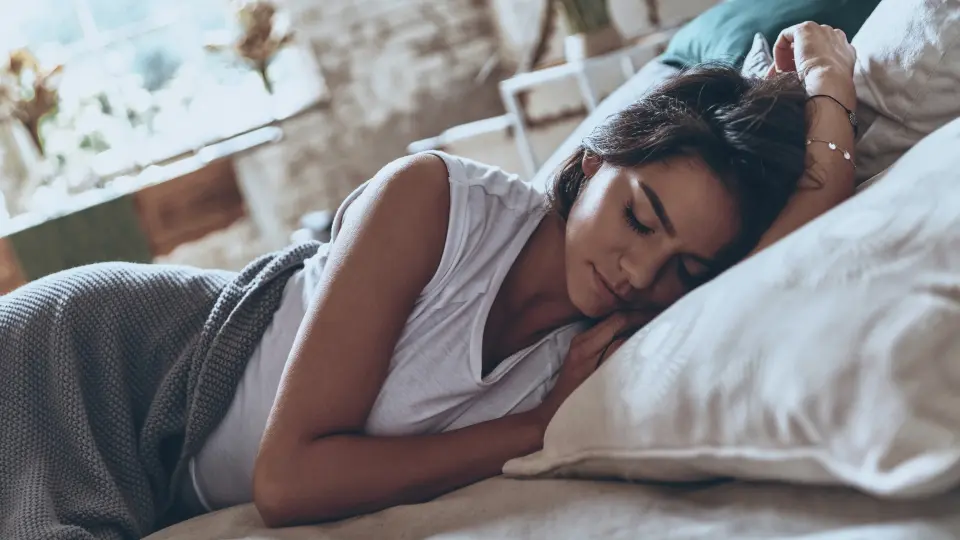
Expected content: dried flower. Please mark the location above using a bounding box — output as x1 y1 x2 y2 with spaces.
8 48 39 77
0 48 62 155
205 0 295 94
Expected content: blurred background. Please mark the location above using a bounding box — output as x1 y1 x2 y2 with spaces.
0 0 715 291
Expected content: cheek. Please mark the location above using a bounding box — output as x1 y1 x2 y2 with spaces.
566 181 623 249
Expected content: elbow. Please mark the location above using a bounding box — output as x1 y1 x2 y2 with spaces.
254 452 319 528
253 464 300 529
252 452 348 528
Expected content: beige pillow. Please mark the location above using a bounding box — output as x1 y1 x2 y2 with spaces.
504 117 960 498
852 0 960 180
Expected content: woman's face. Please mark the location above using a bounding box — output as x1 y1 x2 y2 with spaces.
565 154 741 319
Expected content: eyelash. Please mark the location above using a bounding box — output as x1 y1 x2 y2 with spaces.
622 202 653 236
621 201 710 289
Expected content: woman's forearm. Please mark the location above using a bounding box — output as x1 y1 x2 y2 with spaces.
254 410 544 527
752 73 857 254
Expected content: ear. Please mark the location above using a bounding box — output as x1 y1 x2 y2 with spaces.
581 151 602 179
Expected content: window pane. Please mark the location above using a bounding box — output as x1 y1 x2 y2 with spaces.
85 0 170 32
103 24 204 165
85 0 229 34
42 52 141 178
37 0 322 186
185 0 231 32
0 0 84 51
40 23 196 176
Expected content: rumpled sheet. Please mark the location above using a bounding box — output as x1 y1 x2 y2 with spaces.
146 477 960 539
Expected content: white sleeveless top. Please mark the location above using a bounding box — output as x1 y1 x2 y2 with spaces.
190 152 586 511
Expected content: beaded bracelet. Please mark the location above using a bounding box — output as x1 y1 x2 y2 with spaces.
808 94 859 136
806 138 856 169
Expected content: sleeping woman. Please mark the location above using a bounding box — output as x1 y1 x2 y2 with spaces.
0 22 857 538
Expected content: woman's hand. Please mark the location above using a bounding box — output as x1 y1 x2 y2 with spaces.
531 311 651 432
768 22 857 109
751 22 858 256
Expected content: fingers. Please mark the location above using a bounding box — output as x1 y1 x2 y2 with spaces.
572 311 650 359
774 21 855 81
773 25 799 73
570 315 623 357
598 338 627 365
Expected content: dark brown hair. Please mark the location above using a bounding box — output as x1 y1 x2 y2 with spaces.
549 64 808 263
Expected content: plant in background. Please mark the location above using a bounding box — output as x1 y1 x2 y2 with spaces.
519 0 627 72
205 0 295 94
0 48 63 156
556 0 615 34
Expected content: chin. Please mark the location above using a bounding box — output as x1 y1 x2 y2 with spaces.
568 269 609 320
572 297 601 319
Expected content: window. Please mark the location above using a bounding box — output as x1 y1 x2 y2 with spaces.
0 0 326 215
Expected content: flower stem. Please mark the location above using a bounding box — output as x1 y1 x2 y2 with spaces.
257 62 274 94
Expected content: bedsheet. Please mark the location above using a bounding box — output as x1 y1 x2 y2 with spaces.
146 477 960 539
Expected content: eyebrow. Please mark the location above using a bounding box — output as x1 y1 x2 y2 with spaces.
640 182 720 273
640 182 676 237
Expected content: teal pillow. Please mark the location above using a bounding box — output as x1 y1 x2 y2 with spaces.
661 0 882 69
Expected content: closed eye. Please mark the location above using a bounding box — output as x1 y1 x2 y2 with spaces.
623 202 653 236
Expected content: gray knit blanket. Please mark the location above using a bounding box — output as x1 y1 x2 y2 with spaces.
0 242 321 540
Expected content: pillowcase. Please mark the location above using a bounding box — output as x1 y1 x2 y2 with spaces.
852 0 960 180
660 0 881 69
504 116 960 498
740 33 773 78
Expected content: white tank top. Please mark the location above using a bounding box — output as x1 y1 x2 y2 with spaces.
190 152 586 511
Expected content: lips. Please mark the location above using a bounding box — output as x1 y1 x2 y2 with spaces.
592 266 628 308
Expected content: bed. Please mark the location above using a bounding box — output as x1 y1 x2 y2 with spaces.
147 477 960 539
146 0 960 538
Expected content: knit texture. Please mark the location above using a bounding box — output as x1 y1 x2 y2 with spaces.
0 242 321 539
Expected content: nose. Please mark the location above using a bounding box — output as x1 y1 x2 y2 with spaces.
619 246 667 293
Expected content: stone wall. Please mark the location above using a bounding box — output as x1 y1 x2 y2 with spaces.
232 0 504 242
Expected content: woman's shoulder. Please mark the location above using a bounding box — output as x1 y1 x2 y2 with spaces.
420 151 544 214
419 152 545 259
398 152 546 301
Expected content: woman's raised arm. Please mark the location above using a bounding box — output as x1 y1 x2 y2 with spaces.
752 22 859 254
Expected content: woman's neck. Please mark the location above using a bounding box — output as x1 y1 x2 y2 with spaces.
498 212 584 338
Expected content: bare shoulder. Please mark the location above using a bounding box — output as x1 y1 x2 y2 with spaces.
328 152 451 297
341 152 450 228
376 152 450 185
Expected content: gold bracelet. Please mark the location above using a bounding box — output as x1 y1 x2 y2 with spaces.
806 138 856 169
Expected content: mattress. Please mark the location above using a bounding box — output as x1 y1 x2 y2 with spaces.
146 477 960 539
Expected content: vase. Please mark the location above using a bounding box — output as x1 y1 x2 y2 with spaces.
0 120 44 217
563 25 624 62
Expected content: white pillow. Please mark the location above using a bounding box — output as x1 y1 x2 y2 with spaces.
852 0 960 181
741 33 772 79
504 116 960 498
